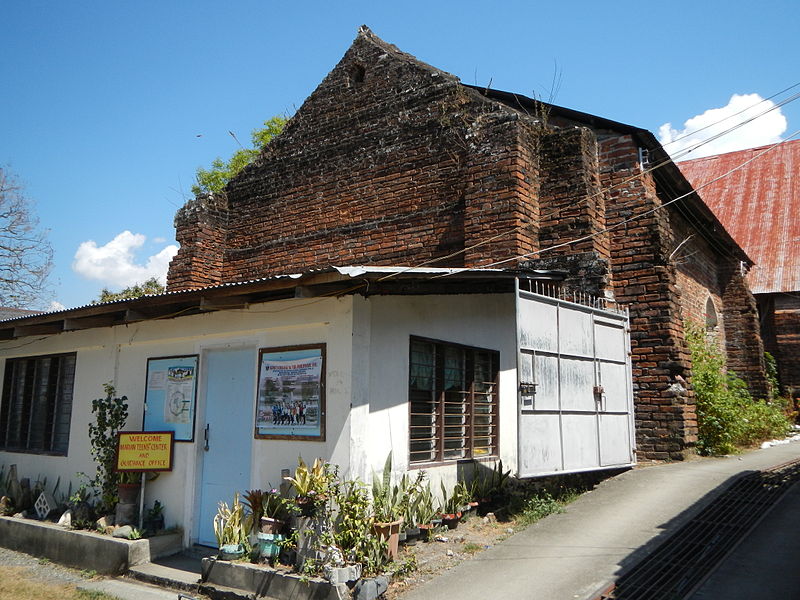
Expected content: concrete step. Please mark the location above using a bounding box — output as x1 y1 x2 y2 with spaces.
129 552 205 593
78 577 190 600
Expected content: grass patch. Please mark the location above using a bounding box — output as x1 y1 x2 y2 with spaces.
0 567 116 600
510 488 581 528
462 542 483 554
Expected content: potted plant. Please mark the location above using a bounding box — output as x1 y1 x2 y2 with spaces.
284 457 334 568
213 493 250 560
414 484 440 541
371 453 404 559
440 481 462 530
260 488 288 534
400 471 427 545
246 488 288 562
143 500 165 534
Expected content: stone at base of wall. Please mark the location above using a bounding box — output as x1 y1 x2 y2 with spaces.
0 516 182 574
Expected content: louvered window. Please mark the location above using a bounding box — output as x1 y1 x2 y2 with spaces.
409 338 498 464
0 353 76 455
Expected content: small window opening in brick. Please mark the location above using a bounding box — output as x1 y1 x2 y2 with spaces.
705 297 718 330
349 64 366 88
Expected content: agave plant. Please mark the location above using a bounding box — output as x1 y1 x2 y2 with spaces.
213 493 250 550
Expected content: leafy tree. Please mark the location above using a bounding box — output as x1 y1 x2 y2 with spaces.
96 277 165 303
0 167 53 308
192 115 288 196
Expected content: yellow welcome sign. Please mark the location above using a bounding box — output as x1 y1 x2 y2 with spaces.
116 431 174 472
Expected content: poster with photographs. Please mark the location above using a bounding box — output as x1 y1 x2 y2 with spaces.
255 344 325 440
143 355 199 442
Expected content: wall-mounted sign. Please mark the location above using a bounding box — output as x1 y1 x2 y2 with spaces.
255 344 326 441
143 355 199 442
116 431 174 471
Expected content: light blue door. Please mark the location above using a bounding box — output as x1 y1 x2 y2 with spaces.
196 347 255 546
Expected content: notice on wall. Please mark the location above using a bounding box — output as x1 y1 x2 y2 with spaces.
116 431 174 471
255 344 326 441
143 355 199 442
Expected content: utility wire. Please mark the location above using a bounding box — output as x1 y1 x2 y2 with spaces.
659 81 800 150
377 86 800 282
431 129 800 277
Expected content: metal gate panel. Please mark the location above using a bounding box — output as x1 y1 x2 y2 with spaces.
559 309 593 357
516 282 635 477
599 362 629 413
559 358 596 411
594 318 627 362
599 414 633 466
562 414 600 470
518 414 562 474
525 354 559 411
518 298 558 352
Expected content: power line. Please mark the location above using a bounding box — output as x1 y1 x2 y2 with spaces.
659 81 800 150
431 130 800 277
376 85 800 282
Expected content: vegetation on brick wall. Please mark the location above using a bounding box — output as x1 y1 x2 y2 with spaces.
686 322 791 455
192 115 288 196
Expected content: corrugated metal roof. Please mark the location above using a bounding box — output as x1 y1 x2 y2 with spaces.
678 139 800 294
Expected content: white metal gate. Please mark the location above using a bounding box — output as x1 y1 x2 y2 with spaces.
516 285 635 477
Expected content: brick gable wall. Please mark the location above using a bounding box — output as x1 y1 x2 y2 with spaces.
167 28 770 460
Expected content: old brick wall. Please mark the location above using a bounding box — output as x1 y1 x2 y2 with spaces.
599 134 696 460
169 29 545 291
770 295 800 398
720 264 770 398
167 28 771 461
525 127 612 296
168 193 229 290
668 210 727 351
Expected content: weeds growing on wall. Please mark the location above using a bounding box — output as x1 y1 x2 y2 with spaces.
685 322 791 455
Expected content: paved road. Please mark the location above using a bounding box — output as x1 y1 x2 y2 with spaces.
400 442 800 600
687 479 800 600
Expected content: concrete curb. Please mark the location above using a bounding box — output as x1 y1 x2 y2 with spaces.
201 557 349 600
0 516 181 574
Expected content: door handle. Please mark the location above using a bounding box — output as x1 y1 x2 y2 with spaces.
204 423 210 451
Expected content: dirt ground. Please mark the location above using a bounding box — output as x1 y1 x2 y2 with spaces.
386 511 517 599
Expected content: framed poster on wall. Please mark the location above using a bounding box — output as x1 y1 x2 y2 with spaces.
143 355 199 442
255 344 326 441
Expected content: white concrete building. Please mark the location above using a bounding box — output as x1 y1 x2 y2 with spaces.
0 267 634 547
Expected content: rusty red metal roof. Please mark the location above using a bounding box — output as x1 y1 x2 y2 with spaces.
678 139 800 294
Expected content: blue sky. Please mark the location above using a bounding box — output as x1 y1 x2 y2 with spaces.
2 0 798 309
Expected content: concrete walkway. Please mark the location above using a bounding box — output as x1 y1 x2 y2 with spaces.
401 441 800 600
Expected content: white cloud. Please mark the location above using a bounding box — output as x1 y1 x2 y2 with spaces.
72 230 178 289
658 93 788 160
48 300 65 312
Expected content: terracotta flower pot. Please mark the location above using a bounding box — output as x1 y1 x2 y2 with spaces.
117 483 141 505
441 513 460 530
260 516 284 535
372 517 404 559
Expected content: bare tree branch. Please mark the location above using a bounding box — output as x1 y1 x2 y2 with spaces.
0 167 53 308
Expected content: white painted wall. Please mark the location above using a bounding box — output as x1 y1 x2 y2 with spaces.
364 294 518 494
0 291 523 543
0 296 356 545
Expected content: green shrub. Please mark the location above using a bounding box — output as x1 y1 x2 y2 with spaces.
685 322 791 455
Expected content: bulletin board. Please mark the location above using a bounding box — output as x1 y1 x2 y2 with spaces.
143 355 199 442
254 344 326 441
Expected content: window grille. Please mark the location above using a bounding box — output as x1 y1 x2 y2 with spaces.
0 353 76 455
409 338 498 464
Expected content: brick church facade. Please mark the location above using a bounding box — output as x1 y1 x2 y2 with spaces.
167 27 768 460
